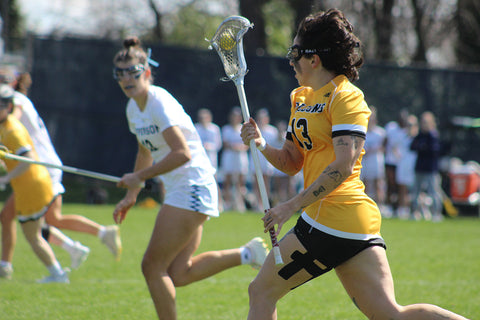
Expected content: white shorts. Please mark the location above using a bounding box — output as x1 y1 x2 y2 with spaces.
53 181 66 196
163 178 219 217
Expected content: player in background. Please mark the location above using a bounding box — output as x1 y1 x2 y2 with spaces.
195 108 222 170
249 108 278 212
0 67 122 274
360 106 387 212
241 9 468 320
111 36 268 320
0 84 68 283
395 114 419 219
194 108 223 211
220 106 250 211
410 111 444 221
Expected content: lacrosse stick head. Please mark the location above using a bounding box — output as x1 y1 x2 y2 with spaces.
209 16 253 83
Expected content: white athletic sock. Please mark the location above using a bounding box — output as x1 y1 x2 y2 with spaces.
240 247 252 265
97 226 106 239
47 261 63 276
0 260 12 268
61 237 76 254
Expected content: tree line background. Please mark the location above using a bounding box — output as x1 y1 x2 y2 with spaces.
2 0 480 68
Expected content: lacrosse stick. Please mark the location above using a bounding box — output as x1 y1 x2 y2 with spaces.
0 148 144 187
209 16 283 265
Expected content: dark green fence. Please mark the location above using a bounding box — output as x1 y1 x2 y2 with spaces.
29 37 480 178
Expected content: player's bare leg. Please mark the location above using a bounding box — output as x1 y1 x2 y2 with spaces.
45 195 121 258
167 225 242 287
142 204 243 319
45 195 101 236
0 195 16 264
335 246 468 320
21 218 57 267
248 231 312 320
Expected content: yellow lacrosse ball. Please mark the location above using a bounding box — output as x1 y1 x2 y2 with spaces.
219 31 236 50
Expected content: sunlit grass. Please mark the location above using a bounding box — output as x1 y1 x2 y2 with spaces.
0 204 478 319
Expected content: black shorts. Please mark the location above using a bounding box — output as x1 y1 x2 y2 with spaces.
280 216 386 281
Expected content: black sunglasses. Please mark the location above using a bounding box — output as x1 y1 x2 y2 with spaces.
286 45 330 61
113 64 146 81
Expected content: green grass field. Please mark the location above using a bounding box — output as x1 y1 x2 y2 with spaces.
0 203 478 319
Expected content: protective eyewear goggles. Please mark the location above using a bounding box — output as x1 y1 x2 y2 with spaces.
286 45 329 62
113 64 145 81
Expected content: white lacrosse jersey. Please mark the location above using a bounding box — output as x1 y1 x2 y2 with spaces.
126 85 215 190
13 92 64 194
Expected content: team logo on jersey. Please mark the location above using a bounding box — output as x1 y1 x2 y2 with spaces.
135 125 160 136
324 92 331 98
295 102 325 113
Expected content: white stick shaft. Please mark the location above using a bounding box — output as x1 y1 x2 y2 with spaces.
235 83 270 210
235 81 283 265
2 152 121 183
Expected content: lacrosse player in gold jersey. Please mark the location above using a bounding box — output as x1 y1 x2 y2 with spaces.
0 84 68 283
241 8 468 320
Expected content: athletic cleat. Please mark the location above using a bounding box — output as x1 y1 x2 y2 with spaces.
70 241 90 269
102 225 122 261
37 270 70 284
0 264 13 280
244 237 269 270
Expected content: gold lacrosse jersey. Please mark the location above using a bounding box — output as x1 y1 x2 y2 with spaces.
287 75 381 240
0 115 53 216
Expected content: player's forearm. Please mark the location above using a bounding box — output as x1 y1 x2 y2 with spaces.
288 162 350 213
261 141 303 176
136 149 190 181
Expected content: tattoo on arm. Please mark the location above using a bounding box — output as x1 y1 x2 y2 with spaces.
313 185 326 197
324 166 343 183
335 138 349 147
351 136 362 151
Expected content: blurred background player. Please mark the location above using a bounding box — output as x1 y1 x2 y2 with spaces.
248 108 278 212
410 111 444 221
360 106 387 213
395 114 419 219
194 108 223 211
0 66 122 267
0 84 68 283
195 108 222 171
220 106 249 211
111 37 268 320
383 109 409 216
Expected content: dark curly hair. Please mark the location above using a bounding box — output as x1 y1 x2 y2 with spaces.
296 9 363 81
113 36 148 65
